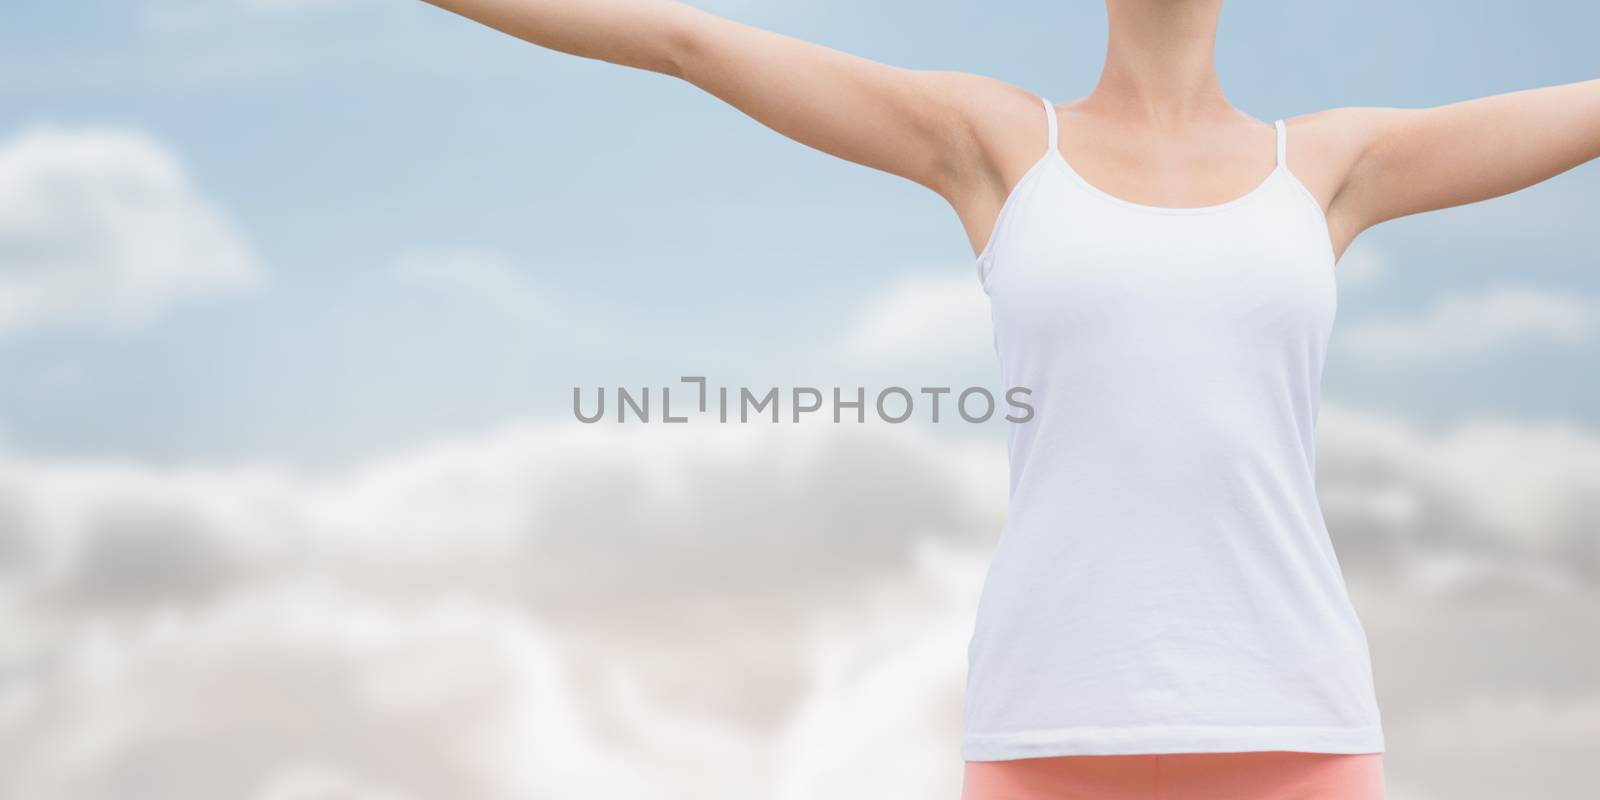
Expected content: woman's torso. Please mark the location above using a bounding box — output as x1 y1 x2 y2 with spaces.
962 96 1384 762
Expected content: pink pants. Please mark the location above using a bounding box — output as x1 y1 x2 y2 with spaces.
962 751 1385 799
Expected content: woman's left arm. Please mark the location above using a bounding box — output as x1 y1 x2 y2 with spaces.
1328 77 1600 241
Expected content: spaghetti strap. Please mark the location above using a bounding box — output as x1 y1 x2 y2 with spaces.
1042 96 1059 155
1274 119 1287 167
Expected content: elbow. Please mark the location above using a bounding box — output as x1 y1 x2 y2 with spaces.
592 5 703 79
656 19 702 81
648 7 706 81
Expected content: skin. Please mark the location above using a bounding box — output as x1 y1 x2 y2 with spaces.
418 0 1599 266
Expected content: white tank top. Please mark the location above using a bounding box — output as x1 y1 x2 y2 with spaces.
964 96 1384 760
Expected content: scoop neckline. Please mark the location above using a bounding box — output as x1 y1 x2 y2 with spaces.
1047 145 1285 216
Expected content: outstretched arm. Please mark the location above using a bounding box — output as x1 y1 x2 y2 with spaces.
1328 78 1600 246
417 0 1017 203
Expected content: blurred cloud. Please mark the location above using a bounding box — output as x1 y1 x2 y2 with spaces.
392 250 553 324
1335 238 1386 287
0 420 1007 618
1316 407 1600 578
0 406 1597 797
0 583 660 799
1337 286 1599 364
0 420 999 799
0 125 260 335
846 274 994 363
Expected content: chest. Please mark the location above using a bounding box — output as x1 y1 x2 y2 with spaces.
983 173 1337 351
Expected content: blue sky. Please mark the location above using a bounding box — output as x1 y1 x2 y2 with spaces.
1 0 1596 468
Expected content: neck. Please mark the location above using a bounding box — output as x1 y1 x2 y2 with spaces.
1089 0 1231 124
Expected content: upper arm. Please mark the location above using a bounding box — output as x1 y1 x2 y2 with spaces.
667 10 1020 200
1328 78 1600 240
419 0 1041 244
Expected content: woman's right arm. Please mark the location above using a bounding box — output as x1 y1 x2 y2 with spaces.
418 1 1039 245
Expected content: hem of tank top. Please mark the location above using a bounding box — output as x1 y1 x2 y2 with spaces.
961 722 1386 761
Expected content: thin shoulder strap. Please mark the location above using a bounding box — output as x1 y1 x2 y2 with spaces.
1273 119 1287 167
1042 96 1059 154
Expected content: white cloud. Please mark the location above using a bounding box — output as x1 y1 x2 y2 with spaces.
256 764 413 800
1335 238 1386 286
846 273 993 362
1349 579 1600 799
0 583 661 799
0 125 261 334
392 250 553 324
1 408 1599 796
770 540 977 799
0 417 1000 798
1338 286 1598 363
0 418 1010 628
1317 406 1600 574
